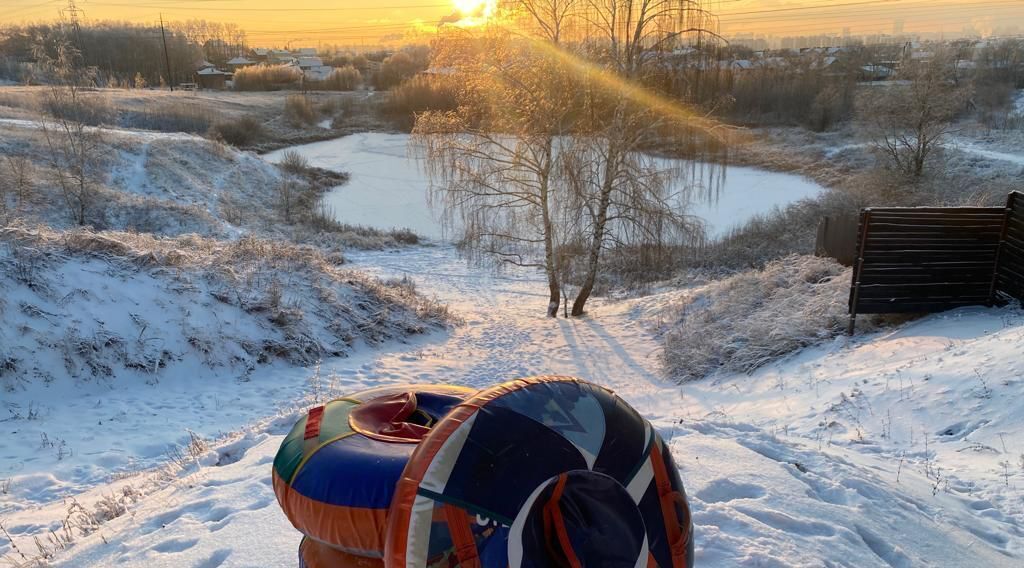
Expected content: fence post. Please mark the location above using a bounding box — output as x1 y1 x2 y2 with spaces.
989 192 1015 306
847 208 871 335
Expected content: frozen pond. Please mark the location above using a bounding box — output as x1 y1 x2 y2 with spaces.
265 132 825 240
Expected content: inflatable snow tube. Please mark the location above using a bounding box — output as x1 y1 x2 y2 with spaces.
298 537 383 568
384 376 695 568
273 384 475 559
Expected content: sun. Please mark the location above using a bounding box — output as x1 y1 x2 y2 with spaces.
453 0 494 18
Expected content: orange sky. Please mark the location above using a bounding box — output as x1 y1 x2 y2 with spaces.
3 0 1023 46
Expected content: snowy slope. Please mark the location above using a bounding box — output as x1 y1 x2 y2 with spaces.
0 119 292 237
0 227 454 522
5 245 1020 567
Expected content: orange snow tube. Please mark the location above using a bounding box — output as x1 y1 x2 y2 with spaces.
272 384 475 559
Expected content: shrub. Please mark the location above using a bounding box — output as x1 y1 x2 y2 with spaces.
209 116 266 147
660 255 867 382
380 75 459 129
284 94 316 126
279 150 310 174
232 64 301 91
36 89 115 126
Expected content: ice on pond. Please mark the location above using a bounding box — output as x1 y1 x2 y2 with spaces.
265 133 825 241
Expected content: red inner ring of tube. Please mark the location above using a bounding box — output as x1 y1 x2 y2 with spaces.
348 392 434 443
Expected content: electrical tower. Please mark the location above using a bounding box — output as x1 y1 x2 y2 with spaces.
60 0 86 62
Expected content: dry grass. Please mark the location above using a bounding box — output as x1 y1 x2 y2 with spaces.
121 101 215 133
284 94 316 126
209 116 266 147
660 255 872 382
380 75 459 130
232 65 302 91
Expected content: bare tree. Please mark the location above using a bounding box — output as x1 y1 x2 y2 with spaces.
561 0 724 315
33 37 105 226
417 0 724 317
416 30 580 317
0 155 34 219
857 51 969 178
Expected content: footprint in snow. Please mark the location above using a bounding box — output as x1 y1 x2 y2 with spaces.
149 537 199 553
695 478 766 504
194 549 231 568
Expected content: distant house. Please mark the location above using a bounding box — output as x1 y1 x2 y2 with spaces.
270 49 294 64
720 59 754 71
226 56 255 70
297 48 317 57
195 67 232 90
296 56 324 70
860 64 894 81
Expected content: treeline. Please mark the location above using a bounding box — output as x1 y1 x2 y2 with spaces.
0 20 245 87
647 39 1024 131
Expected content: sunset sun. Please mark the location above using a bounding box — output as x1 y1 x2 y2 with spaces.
453 0 494 19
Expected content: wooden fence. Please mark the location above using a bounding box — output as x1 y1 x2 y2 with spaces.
996 191 1024 302
815 215 858 267
847 191 1024 333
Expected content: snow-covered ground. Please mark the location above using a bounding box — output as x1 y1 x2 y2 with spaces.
3 123 1024 567
265 133 825 240
5 245 1020 566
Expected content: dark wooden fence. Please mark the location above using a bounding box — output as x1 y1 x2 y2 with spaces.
815 215 858 267
996 192 1024 301
847 191 1024 332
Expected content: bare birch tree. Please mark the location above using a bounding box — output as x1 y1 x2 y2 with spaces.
557 0 724 315
416 29 581 317
416 0 724 316
33 38 105 226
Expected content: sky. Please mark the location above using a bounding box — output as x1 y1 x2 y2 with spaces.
2 0 1023 46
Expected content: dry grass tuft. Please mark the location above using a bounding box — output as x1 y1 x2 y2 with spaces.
660 255 872 382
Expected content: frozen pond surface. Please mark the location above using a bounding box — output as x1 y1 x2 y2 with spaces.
265 132 825 240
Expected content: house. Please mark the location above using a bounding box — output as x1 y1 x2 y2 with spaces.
226 56 255 70
720 59 754 71
296 56 324 70
195 67 232 90
270 49 294 64
297 48 317 57
860 64 893 81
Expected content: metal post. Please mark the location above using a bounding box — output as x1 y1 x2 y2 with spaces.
848 209 871 335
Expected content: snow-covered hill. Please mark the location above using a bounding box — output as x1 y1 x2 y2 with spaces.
3 245 1020 566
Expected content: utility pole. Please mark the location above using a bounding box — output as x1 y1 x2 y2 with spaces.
160 13 175 91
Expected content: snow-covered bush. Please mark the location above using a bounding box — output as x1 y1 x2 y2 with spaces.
660 255 865 382
0 224 455 385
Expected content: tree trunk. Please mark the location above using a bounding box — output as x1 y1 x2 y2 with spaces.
541 139 560 317
572 143 616 317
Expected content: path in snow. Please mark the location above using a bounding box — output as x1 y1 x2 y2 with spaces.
17 245 1021 567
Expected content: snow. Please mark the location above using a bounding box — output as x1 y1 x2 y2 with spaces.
952 139 1024 167
2 126 1023 566
264 133 825 240
5 244 1022 566
0 228 452 516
